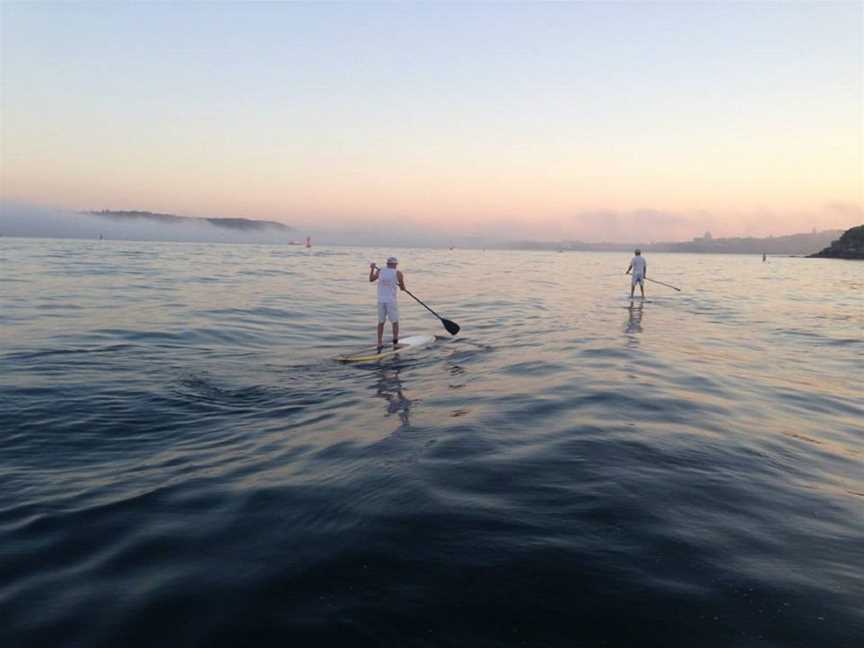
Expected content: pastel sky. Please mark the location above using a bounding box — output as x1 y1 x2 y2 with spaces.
1 1 861 242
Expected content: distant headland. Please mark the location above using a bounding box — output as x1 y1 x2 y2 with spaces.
86 210 292 232
809 225 864 259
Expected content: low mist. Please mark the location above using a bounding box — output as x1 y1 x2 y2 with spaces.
0 202 309 245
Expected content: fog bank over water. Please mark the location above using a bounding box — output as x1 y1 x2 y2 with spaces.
0 200 858 253
0 202 303 244
0 201 502 247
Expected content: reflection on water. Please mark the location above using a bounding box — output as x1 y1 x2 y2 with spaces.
625 299 644 334
374 368 412 429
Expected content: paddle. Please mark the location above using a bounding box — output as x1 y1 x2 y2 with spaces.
645 277 681 292
403 289 461 335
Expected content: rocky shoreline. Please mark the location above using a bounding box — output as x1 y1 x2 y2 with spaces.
809 225 864 259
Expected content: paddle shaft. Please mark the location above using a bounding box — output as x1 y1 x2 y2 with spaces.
644 277 681 291
371 265 437 315
371 264 459 334
404 289 443 319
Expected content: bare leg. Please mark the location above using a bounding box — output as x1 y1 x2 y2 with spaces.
640 281 645 298
392 322 399 345
630 283 635 298
377 322 384 348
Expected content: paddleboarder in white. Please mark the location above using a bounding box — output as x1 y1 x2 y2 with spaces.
626 249 647 298
370 256 406 348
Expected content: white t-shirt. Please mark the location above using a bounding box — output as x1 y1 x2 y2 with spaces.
377 267 399 303
630 255 646 277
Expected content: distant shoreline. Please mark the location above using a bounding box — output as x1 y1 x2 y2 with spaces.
0 233 851 257
0 204 852 253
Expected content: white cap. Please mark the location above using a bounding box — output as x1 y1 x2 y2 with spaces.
387 256 398 264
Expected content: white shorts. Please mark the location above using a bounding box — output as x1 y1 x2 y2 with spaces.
378 302 399 323
631 274 644 287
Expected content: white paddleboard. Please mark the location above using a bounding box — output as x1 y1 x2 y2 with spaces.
338 335 435 363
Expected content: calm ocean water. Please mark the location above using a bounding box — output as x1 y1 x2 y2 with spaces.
1 238 862 647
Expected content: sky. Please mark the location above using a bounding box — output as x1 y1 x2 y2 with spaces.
1 1 861 243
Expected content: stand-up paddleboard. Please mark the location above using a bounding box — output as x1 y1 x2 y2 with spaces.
338 335 435 363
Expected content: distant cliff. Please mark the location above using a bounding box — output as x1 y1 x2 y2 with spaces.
809 225 864 259
87 210 291 232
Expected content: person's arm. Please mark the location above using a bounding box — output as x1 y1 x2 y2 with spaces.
643 261 647 278
625 263 632 275
397 270 406 291
369 263 379 282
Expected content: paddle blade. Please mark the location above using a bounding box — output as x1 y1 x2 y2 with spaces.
442 318 460 335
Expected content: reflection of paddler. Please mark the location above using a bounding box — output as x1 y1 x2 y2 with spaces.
375 369 411 427
625 299 644 334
